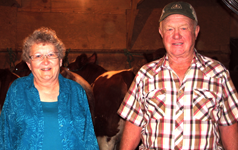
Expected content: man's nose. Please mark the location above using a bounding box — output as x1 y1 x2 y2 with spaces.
173 29 182 39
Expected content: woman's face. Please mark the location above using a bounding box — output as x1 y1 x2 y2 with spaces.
26 43 62 84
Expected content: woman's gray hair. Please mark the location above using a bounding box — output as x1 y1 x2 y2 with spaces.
22 27 66 62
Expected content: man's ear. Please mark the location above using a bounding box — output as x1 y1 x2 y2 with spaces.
158 27 163 38
195 25 200 39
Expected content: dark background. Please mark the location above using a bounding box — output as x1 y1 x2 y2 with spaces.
0 0 238 73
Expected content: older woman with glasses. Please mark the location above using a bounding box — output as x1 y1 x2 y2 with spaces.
0 27 99 150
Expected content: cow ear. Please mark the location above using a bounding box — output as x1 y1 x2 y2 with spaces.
88 52 97 64
75 54 88 66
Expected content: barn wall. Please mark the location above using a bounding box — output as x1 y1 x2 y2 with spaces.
0 0 238 73
131 0 236 69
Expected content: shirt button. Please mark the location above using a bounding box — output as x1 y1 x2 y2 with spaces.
60 124 63 127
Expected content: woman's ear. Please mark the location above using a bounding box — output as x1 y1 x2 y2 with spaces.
60 59 62 67
26 62 32 71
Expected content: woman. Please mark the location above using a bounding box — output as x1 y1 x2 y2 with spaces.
0 27 99 150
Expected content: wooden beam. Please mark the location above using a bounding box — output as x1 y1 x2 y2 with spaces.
15 0 21 7
126 0 139 50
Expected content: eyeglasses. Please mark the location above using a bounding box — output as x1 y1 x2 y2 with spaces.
29 52 59 61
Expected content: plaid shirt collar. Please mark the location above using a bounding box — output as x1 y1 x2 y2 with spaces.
155 49 220 78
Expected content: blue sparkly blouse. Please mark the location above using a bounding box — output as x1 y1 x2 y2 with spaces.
0 73 99 150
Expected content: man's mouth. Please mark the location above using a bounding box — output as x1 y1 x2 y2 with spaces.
173 42 183 45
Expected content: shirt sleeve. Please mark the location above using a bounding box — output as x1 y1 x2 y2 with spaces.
81 89 99 150
117 73 145 127
0 85 15 149
219 71 238 126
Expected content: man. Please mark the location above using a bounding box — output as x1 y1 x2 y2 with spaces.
118 1 238 150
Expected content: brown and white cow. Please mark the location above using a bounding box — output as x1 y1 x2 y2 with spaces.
92 69 135 150
67 53 136 150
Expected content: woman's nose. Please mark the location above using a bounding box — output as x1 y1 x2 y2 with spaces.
42 55 50 64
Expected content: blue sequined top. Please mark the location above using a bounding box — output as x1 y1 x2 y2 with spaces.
0 73 99 150
41 101 63 150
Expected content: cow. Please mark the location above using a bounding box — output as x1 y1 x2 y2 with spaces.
0 68 19 112
67 52 107 85
67 53 136 150
92 69 135 150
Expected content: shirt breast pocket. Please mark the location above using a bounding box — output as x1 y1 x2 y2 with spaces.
145 89 166 120
193 89 218 121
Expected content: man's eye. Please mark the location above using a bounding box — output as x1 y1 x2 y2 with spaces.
181 28 187 30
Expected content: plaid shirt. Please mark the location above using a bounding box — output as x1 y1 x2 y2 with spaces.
118 51 238 150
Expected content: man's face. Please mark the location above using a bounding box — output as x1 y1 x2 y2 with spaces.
159 14 200 59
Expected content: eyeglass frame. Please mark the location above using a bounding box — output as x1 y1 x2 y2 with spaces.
29 52 60 61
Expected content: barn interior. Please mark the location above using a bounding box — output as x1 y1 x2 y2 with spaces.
1 0 238 74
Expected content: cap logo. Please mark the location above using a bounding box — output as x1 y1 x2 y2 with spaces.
171 4 182 9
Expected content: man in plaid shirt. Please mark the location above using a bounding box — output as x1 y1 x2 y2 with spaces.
118 1 238 150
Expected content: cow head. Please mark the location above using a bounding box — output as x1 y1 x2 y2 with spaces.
67 53 107 84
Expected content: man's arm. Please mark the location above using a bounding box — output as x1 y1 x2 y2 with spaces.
119 121 142 150
219 122 238 150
